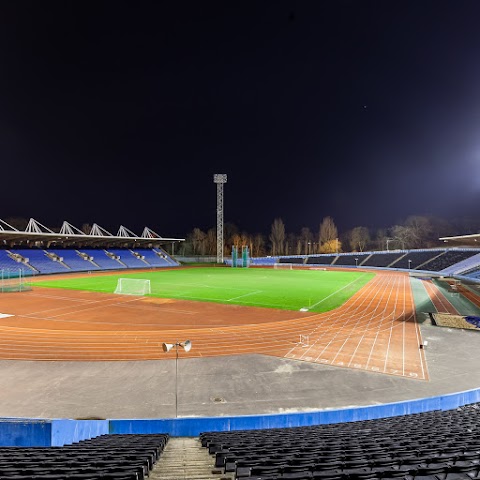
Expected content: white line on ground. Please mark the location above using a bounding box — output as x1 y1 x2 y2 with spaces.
302 273 372 310
226 290 262 302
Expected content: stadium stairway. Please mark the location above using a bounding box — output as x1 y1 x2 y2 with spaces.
151 436 234 480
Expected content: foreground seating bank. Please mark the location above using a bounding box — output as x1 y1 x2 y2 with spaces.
0 433 168 480
200 403 480 480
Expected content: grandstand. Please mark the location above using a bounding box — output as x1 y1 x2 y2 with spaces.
264 247 480 273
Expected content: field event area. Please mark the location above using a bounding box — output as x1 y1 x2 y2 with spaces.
35 267 375 313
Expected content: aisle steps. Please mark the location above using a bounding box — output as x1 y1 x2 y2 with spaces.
150 436 234 480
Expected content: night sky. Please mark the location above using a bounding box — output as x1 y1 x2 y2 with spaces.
1 1 480 238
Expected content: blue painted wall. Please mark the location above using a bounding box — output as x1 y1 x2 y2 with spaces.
0 420 51 446
110 387 480 437
51 419 109 446
2 387 480 444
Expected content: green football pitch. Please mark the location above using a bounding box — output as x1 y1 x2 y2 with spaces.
35 267 375 313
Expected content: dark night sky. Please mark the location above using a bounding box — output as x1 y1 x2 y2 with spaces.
1 1 480 238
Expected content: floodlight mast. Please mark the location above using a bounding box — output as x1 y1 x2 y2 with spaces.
213 174 227 264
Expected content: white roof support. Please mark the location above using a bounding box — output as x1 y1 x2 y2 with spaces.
59 221 87 236
90 223 114 237
25 218 54 234
141 227 163 239
0 219 19 232
117 225 139 238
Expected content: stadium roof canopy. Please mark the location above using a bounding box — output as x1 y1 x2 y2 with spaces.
0 218 184 248
439 233 480 247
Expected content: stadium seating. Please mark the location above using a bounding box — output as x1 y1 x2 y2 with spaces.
13 249 70 274
2 247 178 275
77 249 128 270
420 249 479 272
0 433 168 479
269 249 480 273
48 249 101 272
389 250 440 269
306 255 337 265
334 254 367 266
280 257 307 264
0 250 33 273
361 252 404 267
109 249 150 269
135 248 178 267
250 257 279 266
438 252 480 276
200 403 480 480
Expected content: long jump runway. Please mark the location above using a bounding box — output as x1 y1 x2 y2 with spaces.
0 271 428 380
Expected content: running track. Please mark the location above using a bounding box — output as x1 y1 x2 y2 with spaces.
0 271 428 380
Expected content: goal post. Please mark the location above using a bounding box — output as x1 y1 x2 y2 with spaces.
114 278 151 296
0 268 32 293
273 263 292 270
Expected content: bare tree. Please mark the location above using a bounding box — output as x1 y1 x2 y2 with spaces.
269 218 286 256
350 226 370 252
231 233 242 249
285 232 297 256
296 238 303 255
319 216 338 249
375 228 388 250
405 215 432 248
191 227 207 255
429 216 454 246
252 233 265 257
223 222 239 255
390 225 415 249
300 227 313 255
206 228 216 255
320 238 342 253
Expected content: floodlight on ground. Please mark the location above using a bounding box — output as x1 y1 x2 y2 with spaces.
161 340 192 418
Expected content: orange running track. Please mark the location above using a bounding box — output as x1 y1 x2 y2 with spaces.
0 270 428 380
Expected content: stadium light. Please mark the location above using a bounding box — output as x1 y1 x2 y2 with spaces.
214 174 227 264
162 340 192 418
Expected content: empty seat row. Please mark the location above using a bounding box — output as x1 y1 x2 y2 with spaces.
0 433 169 480
200 404 480 480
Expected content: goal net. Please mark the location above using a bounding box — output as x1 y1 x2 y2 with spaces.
274 263 292 270
114 278 151 296
0 268 33 293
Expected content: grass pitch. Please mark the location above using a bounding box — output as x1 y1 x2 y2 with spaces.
35 267 375 313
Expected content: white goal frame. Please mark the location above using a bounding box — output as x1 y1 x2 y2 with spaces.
114 278 151 296
273 263 293 270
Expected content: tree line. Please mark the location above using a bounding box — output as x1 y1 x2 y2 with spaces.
2 215 478 257
179 215 480 257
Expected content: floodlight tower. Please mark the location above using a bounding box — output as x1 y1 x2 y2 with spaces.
213 174 227 263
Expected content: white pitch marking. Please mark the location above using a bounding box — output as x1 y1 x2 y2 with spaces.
226 290 262 302
302 273 372 310
0 314 14 319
